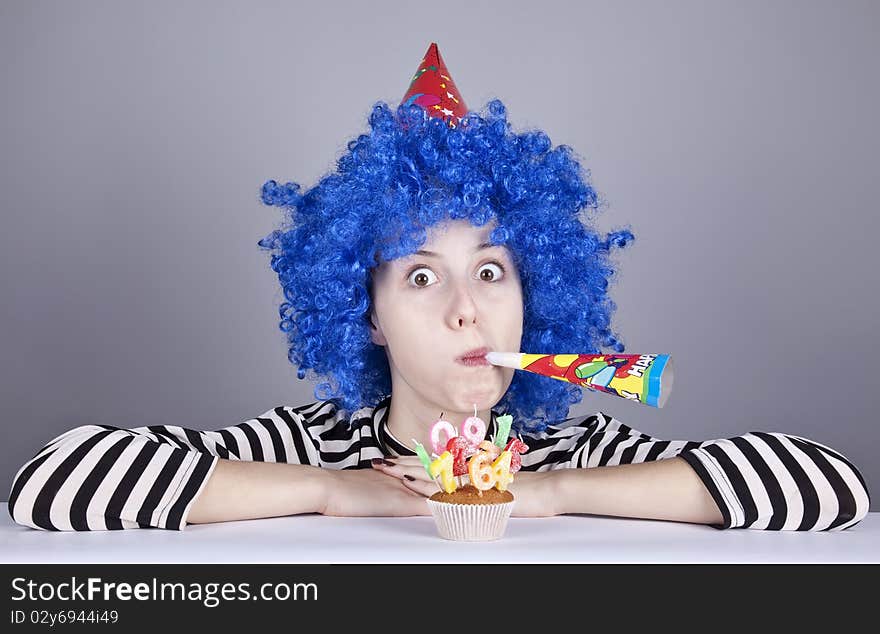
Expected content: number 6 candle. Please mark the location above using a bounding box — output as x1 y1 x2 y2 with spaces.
467 451 496 492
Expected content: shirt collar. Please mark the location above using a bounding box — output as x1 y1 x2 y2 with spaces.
372 396 501 457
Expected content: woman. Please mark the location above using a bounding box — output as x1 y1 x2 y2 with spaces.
7 46 869 532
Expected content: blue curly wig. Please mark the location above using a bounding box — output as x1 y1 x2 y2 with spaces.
257 99 634 433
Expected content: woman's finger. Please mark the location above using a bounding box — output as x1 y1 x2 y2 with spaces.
371 458 433 482
398 482 426 498
372 461 442 496
385 456 423 466
377 456 426 471
401 475 439 498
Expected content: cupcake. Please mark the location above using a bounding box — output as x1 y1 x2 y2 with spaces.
415 412 528 541
426 484 515 542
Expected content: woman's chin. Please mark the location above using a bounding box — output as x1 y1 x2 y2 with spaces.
450 385 501 412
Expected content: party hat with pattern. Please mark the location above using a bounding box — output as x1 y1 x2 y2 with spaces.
400 42 468 128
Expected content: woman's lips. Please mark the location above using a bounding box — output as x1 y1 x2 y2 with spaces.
457 356 491 367
456 346 491 366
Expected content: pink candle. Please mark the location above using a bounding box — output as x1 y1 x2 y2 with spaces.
430 414 458 456
461 404 487 451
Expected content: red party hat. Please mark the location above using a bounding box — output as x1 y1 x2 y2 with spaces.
400 42 468 128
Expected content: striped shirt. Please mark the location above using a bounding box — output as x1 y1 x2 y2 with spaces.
7 395 870 532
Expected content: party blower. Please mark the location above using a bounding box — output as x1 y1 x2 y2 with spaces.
485 352 674 408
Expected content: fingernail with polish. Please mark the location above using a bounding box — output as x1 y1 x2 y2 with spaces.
382 459 396 466
371 458 382 466
404 475 415 481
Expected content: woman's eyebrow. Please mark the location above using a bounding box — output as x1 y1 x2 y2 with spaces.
414 242 496 257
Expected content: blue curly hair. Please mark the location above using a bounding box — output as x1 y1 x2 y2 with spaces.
257 98 634 433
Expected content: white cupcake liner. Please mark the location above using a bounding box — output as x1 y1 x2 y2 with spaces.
426 499 515 541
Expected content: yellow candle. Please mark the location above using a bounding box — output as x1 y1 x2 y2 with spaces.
491 450 514 491
429 451 457 493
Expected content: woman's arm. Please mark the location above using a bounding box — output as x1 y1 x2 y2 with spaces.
8 425 220 531
187 459 430 524
186 460 326 524
7 403 328 531
537 414 871 531
550 456 724 525
9 404 430 531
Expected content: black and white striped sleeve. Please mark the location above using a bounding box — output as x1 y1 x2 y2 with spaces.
676 430 870 531
6 405 320 532
521 412 871 531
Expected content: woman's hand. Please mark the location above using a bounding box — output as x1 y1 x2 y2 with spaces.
370 456 439 497
505 471 565 517
371 456 563 517
319 466 431 517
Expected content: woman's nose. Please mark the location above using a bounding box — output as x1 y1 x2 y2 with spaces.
447 284 479 327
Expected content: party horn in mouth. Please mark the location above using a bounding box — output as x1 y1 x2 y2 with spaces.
485 352 674 408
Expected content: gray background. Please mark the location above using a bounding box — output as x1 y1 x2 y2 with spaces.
2 0 877 508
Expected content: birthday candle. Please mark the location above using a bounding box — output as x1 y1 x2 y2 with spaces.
503 437 529 473
445 435 471 477
467 451 496 492
429 451 457 493
485 352 675 408
430 416 458 456
461 404 487 450
412 440 433 475
494 414 513 448
491 450 514 491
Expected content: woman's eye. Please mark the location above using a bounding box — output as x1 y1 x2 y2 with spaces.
407 267 438 288
407 261 506 288
478 262 505 282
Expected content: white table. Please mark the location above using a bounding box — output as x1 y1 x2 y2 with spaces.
2 504 877 564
